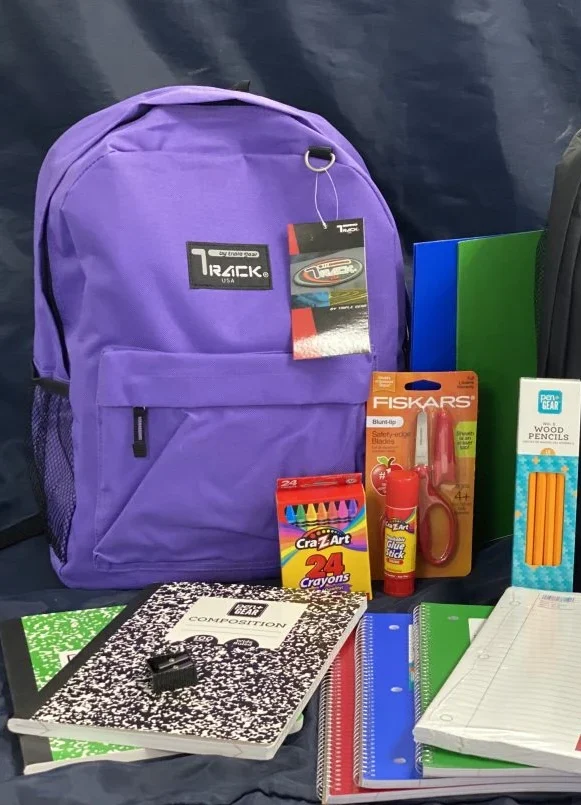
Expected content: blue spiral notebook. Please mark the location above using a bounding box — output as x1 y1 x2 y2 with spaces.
355 612 417 788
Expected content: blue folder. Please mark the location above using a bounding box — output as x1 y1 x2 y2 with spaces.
410 239 459 372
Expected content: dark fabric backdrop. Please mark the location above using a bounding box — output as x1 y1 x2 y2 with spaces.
2 0 581 541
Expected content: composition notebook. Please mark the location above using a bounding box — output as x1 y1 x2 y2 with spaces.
414 587 581 775
0 606 172 774
8 583 365 761
0 606 305 776
316 632 581 804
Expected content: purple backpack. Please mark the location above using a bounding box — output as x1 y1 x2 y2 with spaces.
31 86 406 589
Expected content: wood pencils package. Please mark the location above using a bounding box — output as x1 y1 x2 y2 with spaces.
512 378 581 591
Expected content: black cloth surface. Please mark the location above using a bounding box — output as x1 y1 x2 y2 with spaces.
2 0 581 538
0 535 575 805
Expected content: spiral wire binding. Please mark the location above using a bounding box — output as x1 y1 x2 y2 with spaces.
354 617 374 785
316 655 341 802
332 650 347 797
414 604 433 773
412 605 424 774
316 669 331 801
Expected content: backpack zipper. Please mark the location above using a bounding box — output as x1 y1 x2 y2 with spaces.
133 407 148 457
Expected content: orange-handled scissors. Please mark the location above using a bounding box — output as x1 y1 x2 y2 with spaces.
414 410 457 566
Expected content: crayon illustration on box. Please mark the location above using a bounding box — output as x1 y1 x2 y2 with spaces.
276 474 372 597
365 372 478 580
512 378 581 592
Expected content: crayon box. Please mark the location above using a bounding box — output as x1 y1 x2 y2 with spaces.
512 377 581 592
365 372 478 580
276 473 372 597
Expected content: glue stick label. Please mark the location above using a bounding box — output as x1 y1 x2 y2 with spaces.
384 506 417 575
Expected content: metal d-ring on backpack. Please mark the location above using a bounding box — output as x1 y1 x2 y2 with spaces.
31 85 406 589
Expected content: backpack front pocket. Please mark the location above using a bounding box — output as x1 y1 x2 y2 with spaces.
94 348 372 576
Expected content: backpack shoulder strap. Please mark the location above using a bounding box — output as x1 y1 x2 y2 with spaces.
537 129 581 377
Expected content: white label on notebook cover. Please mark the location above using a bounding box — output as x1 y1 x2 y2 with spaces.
166 597 307 650
539 592 575 609
468 617 486 642
58 650 79 667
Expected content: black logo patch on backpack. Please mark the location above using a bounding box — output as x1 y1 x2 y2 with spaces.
187 242 272 290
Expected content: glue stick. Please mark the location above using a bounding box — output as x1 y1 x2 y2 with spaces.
383 469 419 597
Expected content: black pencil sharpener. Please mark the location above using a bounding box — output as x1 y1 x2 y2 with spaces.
146 650 201 694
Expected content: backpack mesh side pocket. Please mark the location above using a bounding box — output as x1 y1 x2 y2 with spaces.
30 381 76 563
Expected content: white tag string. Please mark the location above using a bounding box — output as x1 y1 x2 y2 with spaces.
314 169 339 230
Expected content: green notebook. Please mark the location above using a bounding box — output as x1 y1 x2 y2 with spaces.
0 606 168 774
456 231 540 548
414 602 530 776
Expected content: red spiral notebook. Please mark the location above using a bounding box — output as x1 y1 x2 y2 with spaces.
316 631 581 803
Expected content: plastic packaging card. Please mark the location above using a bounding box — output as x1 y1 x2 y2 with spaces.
365 372 478 579
287 219 370 359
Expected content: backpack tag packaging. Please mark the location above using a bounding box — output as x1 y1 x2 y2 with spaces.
31 86 406 589
287 218 371 359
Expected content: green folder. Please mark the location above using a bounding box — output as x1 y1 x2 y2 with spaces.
456 231 541 547
414 602 533 775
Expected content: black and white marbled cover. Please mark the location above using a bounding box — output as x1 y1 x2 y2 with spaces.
29 583 365 749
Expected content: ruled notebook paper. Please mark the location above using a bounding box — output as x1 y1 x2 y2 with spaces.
414 587 581 774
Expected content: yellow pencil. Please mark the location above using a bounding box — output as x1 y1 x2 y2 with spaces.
553 473 565 566
544 473 556 566
533 472 546 567
525 473 536 565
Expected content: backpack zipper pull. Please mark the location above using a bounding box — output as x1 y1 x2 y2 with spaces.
133 407 148 458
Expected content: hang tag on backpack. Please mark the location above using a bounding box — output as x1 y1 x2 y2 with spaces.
287 219 371 360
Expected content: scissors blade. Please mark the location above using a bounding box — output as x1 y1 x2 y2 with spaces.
415 410 429 466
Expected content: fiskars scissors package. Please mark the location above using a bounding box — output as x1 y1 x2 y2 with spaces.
365 371 478 579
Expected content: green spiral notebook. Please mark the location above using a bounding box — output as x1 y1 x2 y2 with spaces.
413 602 562 777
